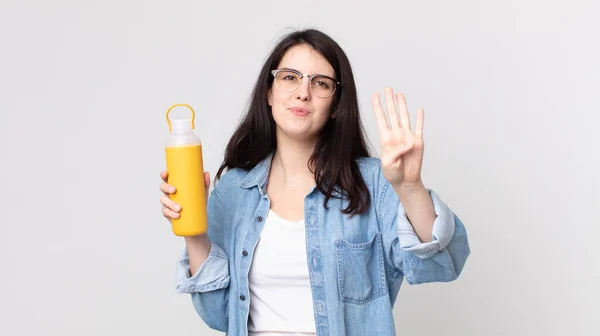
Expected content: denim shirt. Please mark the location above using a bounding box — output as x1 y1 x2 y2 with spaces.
175 153 470 335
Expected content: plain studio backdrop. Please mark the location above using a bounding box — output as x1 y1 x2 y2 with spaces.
1 0 598 335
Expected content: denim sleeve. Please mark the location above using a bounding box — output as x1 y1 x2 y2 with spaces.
175 243 230 293
378 179 470 285
397 189 456 259
174 188 230 332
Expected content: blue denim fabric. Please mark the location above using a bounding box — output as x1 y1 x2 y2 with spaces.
175 153 470 335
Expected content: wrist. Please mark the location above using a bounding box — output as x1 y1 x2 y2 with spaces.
184 233 210 246
393 179 425 194
392 181 427 205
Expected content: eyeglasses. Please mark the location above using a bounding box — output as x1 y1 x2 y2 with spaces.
271 68 341 98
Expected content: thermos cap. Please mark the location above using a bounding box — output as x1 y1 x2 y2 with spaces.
171 119 193 133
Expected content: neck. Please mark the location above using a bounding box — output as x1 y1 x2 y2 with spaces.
270 134 317 184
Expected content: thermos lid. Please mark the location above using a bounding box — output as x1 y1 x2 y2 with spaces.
171 119 193 133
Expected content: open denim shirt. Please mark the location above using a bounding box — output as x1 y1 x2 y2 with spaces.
175 153 470 335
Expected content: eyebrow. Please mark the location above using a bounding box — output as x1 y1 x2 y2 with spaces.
280 67 336 80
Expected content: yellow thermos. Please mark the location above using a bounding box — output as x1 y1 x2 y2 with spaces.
164 104 208 236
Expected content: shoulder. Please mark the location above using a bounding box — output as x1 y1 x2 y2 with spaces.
356 156 382 174
210 167 249 204
355 156 395 202
356 156 385 185
213 168 247 192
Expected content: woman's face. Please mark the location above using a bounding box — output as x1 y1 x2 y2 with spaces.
268 44 337 142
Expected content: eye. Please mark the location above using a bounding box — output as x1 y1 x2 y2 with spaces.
314 80 330 89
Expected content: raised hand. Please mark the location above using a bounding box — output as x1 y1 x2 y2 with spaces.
372 88 425 187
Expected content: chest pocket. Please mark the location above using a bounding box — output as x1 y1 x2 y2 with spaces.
335 232 387 304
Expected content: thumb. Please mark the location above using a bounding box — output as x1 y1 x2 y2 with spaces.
388 141 415 163
204 171 211 203
204 171 211 190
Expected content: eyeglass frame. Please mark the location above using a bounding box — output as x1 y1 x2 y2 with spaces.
270 68 342 98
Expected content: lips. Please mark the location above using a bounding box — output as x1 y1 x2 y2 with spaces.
289 107 310 116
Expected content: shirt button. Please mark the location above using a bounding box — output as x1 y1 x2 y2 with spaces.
257 216 263 222
240 295 246 301
242 250 248 256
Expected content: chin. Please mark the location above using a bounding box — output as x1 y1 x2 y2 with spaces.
277 125 319 141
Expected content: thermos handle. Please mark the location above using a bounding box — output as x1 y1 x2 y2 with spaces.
166 104 196 132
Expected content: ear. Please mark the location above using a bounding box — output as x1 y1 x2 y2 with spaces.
268 89 272 106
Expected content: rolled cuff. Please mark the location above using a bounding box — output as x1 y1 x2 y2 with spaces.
175 242 230 293
397 189 456 259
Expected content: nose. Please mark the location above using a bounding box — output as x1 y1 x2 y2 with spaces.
296 76 311 102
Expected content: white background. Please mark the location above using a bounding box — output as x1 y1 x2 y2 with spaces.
1 0 598 335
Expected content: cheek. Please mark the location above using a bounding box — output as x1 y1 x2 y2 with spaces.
270 90 288 107
317 101 334 118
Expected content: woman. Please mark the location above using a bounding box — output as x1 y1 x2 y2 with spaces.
159 29 470 335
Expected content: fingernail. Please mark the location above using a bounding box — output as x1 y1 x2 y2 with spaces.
170 187 175 193
175 205 181 211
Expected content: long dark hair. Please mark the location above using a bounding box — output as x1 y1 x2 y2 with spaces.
216 28 372 216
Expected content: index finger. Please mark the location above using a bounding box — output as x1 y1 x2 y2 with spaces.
372 93 389 136
160 170 168 182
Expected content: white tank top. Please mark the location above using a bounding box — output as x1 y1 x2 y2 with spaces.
247 208 317 336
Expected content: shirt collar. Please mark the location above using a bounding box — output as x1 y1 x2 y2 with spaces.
239 151 274 195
